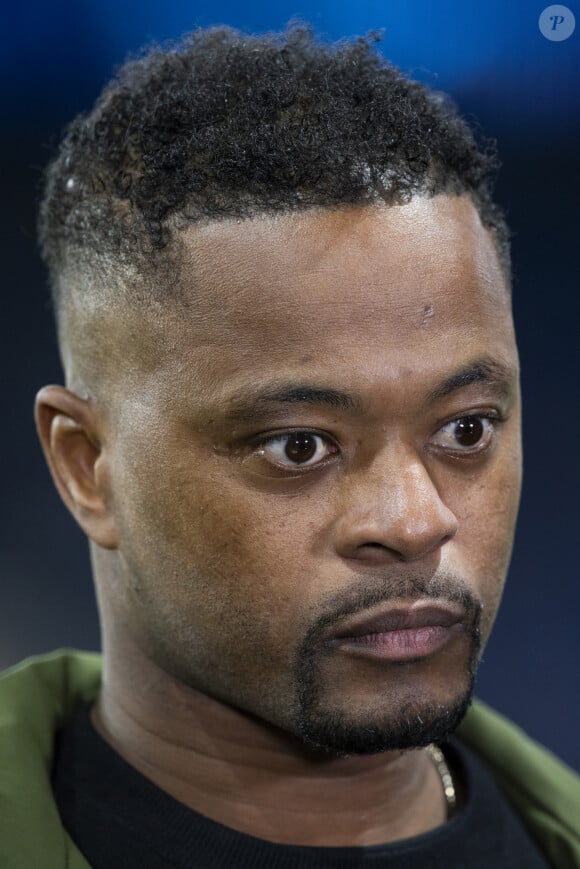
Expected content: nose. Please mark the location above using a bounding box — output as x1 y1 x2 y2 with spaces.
332 443 458 564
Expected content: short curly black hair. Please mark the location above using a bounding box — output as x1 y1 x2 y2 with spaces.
38 22 510 340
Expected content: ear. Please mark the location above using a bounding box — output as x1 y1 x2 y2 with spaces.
34 385 119 549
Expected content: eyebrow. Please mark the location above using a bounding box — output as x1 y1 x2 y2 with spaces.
219 356 515 422
426 356 515 402
221 385 361 422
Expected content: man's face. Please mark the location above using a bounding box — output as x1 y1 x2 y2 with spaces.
99 194 521 754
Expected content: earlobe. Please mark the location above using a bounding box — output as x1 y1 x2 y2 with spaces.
34 385 119 549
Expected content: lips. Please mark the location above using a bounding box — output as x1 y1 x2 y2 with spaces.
326 601 467 662
331 602 466 640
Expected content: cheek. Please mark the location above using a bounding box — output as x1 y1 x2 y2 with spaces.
110 433 314 644
107 440 319 712
447 447 522 639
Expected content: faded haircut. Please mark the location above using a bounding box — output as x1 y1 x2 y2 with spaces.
37 22 511 360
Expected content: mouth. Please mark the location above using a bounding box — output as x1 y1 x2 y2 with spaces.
327 601 468 662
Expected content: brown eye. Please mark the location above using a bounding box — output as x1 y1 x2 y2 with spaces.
454 417 484 447
257 431 336 468
284 432 318 463
431 416 496 454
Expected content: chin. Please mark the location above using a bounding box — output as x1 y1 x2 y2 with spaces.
296 678 476 756
294 633 480 756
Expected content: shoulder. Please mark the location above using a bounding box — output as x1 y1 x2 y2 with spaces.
0 648 102 745
457 698 580 868
0 650 101 869
0 648 102 701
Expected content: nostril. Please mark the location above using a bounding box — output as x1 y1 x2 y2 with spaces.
350 528 454 564
353 542 392 563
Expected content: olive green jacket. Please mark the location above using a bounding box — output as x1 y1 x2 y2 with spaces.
1 650 579 868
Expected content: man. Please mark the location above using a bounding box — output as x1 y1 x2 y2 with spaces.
1 22 578 869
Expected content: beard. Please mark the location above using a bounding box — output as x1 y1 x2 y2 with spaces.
293 573 482 756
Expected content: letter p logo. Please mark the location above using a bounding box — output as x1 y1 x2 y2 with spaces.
539 5 576 40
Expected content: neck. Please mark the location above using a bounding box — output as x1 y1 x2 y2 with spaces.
92 642 450 847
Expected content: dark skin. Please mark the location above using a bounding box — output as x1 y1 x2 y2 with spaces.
35 193 522 847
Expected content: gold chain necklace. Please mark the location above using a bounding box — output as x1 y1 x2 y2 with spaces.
426 743 457 816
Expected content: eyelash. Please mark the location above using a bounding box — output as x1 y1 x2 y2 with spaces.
429 413 502 459
252 430 339 471
251 412 505 471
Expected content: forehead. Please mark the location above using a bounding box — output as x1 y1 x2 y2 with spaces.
97 194 516 415
169 194 513 376
182 194 505 313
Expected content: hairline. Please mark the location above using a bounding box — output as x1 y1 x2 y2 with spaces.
56 192 511 403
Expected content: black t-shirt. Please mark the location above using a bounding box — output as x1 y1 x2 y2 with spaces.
51 704 551 868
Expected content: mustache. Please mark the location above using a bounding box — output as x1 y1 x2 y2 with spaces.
300 571 482 649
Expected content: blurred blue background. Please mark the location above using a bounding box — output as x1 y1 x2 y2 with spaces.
2 1 579 770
